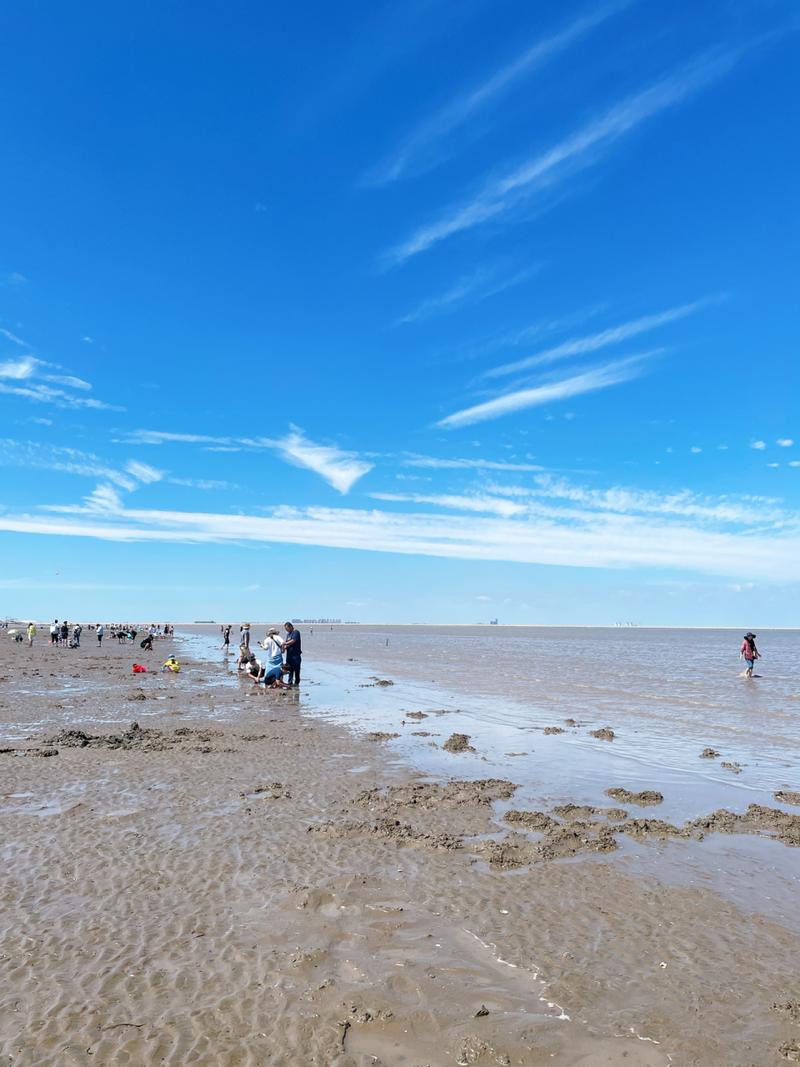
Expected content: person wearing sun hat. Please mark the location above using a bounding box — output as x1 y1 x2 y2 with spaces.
740 631 760 678
259 627 287 687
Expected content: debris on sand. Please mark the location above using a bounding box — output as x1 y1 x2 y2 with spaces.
405 711 428 720
360 677 395 688
27 747 59 758
699 748 720 759
411 730 435 736
775 790 800 806
564 718 578 727
365 732 400 742
605 787 663 806
543 726 564 735
590 727 615 741
443 733 476 753
772 1001 800 1024
243 782 291 799
779 1039 800 1062
474 1005 490 1018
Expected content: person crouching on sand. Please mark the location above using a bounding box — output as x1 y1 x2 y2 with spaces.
740 632 760 678
162 655 180 673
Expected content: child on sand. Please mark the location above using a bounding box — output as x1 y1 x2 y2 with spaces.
162 655 180 673
740 632 760 678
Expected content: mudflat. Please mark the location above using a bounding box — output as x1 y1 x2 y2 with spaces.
1 634 799 1066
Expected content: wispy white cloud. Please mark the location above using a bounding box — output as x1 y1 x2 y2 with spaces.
491 475 790 527
402 453 545 472
777 438 794 447
395 263 538 326
751 440 767 450
125 460 165 485
0 328 30 348
119 429 233 446
483 299 711 379
168 477 237 491
437 354 650 429
0 356 37 379
122 425 373 493
370 490 526 518
385 46 746 265
257 427 373 494
2 488 799 581
364 2 629 186
0 352 112 409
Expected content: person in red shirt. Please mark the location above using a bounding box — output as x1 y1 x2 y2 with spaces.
740 632 760 678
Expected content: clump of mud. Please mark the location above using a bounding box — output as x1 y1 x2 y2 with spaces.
405 711 428 720
778 1039 800 1062
551 803 628 822
365 732 400 742
504 809 557 832
357 779 516 813
775 790 800 806
242 782 291 799
605 787 663 806
308 817 461 851
772 1001 800 1024
721 761 744 774
443 733 475 753
474 823 618 868
690 804 800 847
41 722 227 754
543 726 564 735
618 818 689 839
699 747 720 758
590 727 615 741
360 677 395 688
564 718 578 727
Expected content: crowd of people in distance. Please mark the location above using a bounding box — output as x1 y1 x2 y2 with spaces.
5 620 175 649
222 622 302 690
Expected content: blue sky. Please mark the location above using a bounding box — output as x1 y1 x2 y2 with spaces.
1 0 798 625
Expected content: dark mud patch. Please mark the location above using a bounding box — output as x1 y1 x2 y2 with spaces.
699 747 720 759
543 726 564 735
589 727 615 741
690 804 800 847
772 1001 800 1024
473 823 618 868
775 790 800 806
443 733 475 753
564 718 578 727
242 781 292 799
721 761 744 774
618 818 689 839
357 779 516 813
605 787 663 806
551 803 628 822
360 677 394 688
42 722 226 753
308 818 461 851
365 732 400 742
504 809 557 832
410 730 435 736
779 1040 800 1062
405 711 428 720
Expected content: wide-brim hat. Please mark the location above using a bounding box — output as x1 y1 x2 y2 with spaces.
744 632 756 638
268 627 280 635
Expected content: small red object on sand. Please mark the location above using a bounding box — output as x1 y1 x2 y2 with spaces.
132 663 148 673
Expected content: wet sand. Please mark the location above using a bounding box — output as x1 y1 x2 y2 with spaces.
1 633 799 1065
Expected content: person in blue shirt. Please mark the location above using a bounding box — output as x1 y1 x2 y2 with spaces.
283 622 302 686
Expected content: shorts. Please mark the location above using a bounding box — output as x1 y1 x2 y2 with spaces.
744 658 754 669
263 666 282 682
